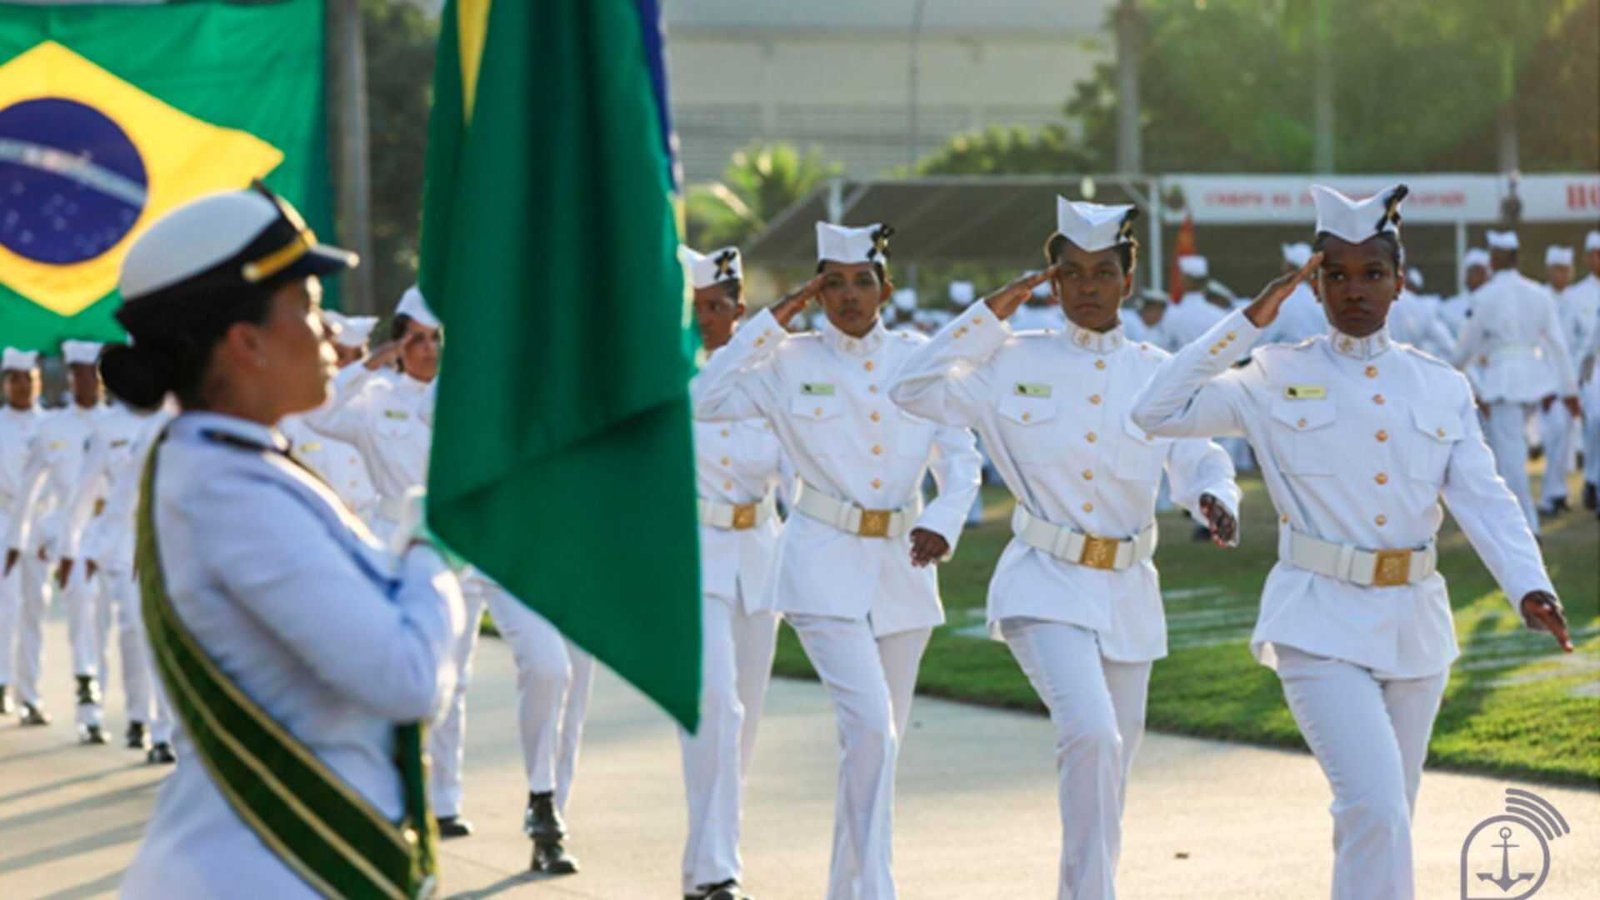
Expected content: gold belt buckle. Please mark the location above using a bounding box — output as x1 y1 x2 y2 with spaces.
1079 535 1121 570
857 509 892 538
730 503 758 530
1372 549 1413 587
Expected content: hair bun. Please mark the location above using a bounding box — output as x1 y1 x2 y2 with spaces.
100 343 176 410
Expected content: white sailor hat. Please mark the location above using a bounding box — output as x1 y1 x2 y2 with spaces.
816 222 892 265
334 314 379 347
62 340 103 366
1463 248 1491 270
681 246 742 289
1310 183 1407 245
1587 230 1600 252
1177 255 1209 279
120 181 356 306
1485 230 1519 251
948 281 976 307
1546 246 1574 267
1054 197 1138 253
892 288 918 311
1137 288 1169 307
395 285 440 329
1406 268 1425 289
2 347 39 372
1281 242 1313 267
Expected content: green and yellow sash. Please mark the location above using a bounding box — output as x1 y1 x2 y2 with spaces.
136 436 438 899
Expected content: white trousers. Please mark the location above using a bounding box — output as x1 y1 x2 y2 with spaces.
1483 402 1540 533
1001 619 1152 900
13 554 53 705
63 569 109 727
0 557 20 689
788 614 930 900
1275 646 1448 900
428 581 488 819
102 568 173 742
679 591 779 893
1583 377 1600 487
1538 403 1577 504
482 586 594 811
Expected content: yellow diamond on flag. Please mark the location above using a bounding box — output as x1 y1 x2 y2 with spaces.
0 41 283 317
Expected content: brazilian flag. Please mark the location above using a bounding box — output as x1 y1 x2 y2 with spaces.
0 0 332 352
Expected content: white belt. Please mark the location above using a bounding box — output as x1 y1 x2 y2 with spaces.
698 492 778 531
1486 344 1539 364
794 482 917 539
1284 529 1437 587
1011 506 1157 571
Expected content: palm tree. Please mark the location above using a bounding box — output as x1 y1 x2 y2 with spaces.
685 142 841 249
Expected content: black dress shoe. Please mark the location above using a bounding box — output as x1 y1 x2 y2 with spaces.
147 742 177 765
126 721 149 750
434 815 473 839
686 878 750 900
531 839 579 875
0 684 12 716
524 792 577 874
19 702 50 726
1582 482 1598 511
75 674 102 707
80 724 108 745
1540 497 1570 517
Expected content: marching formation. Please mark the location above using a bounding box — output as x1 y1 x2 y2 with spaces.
0 180 1590 900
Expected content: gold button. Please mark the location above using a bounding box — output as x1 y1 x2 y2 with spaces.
972 315 984 325
1280 513 1289 523
1226 331 1237 340
868 384 879 393
1082 502 1094 513
870 411 882 423
720 429 730 437
955 328 968 338
1021 412 1032 422
864 360 875 372
1435 427 1446 438
755 337 766 347
1297 417 1308 428
871 478 883 489
1209 349 1219 356
1082 469 1094 480
1373 394 1385 405
1375 472 1389 485
1365 365 1378 378
1086 431 1098 443
1375 515 1387 526
723 480 733 490
814 407 823 416
1376 430 1388 442
1095 360 1107 370
1089 395 1102 405
872 445 883 455
720 457 731 466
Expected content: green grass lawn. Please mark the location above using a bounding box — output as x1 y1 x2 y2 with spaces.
771 471 1600 786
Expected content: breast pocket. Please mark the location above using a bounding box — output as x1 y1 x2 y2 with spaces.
1111 415 1168 483
996 394 1062 463
790 395 847 454
375 410 417 440
1405 406 1463 484
1267 398 1339 476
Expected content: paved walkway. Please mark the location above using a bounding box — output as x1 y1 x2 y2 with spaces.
1 617 1596 898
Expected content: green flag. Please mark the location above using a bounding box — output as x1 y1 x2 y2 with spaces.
420 0 701 729
0 0 334 352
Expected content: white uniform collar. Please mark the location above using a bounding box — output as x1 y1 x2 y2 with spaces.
1327 325 1392 361
1179 291 1207 306
171 411 289 454
822 315 887 357
395 371 433 391
1062 321 1126 355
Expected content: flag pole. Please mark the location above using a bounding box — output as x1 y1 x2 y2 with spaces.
327 0 375 314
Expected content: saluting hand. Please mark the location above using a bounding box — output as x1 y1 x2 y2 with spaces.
1244 252 1323 329
983 266 1060 321
770 274 827 329
1521 592 1573 653
908 527 950 568
1199 494 1238 548
364 341 402 371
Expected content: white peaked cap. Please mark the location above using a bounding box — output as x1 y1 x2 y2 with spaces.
1138 288 1169 307
815 222 891 265
1177 255 1209 279
1311 183 1407 244
1586 230 1600 252
1463 248 1491 270
1406 267 1425 289
681 245 742 289
1546 246 1574 267
948 281 975 306
335 315 378 346
892 288 918 311
1055 197 1138 253
1282 242 1313 267
62 340 103 365
2 347 39 371
395 285 440 329
1485 230 1519 251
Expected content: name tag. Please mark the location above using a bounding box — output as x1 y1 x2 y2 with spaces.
800 383 835 397
1284 385 1327 400
1014 382 1052 398
300 441 323 453
383 409 410 421
110 439 130 448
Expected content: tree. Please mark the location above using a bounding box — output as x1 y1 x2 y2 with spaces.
685 142 841 249
911 124 1094 176
361 0 436 309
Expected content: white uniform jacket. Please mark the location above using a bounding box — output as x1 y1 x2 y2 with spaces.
280 415 379 523
692 386 789 613
0 405 44 545
302 367 433 527
1455 270 1577 404
62 405 169 572
7 404 105 557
